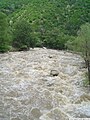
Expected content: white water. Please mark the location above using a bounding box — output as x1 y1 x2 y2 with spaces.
0 48 90 120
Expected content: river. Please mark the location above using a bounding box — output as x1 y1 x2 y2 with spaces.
0 48 90 120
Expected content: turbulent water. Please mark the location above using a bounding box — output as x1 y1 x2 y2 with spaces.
0 48 90 120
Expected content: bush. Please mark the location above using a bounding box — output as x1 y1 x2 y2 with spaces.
65 36 76 50
0 45 10 53
13 19 36 50
0 12 11 53
43 32 71 50
66 23 90 85
19 45 29 51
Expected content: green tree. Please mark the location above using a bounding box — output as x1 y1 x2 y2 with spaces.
65 0 90 35
0 12 11 53
76 23 90 85
13 19 36 50
67 23 90 85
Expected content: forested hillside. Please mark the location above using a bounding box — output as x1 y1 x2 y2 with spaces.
0 0 90 48
1 0 90 35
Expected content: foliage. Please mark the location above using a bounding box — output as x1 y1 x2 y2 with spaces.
13 19 37 50
43 32 71 49
75 23 90 57
0 0 90 51
10 0 68 49
66 23 90 85
0 0 30 14
65 36 75 50
65 0 90 35
0 12 11 53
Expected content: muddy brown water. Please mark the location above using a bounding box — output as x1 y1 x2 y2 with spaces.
0 48 90 120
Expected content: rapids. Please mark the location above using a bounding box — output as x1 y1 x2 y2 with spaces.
0 48 90 120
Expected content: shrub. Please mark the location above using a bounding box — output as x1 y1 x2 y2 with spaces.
66 23 90 85
0 12 11 53
13 19 36 50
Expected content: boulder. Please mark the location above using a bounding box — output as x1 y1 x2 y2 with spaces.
50 70 59 76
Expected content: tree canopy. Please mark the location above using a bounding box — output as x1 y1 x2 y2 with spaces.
0 12 11 52
0 0 90 50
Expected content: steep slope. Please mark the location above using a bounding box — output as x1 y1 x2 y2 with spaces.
0 0 90 36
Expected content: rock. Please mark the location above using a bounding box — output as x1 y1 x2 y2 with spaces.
50 70 59 76
48 55 53 58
